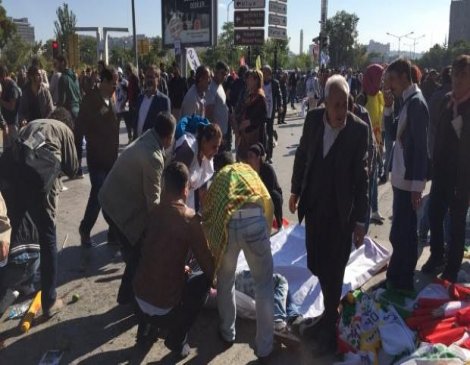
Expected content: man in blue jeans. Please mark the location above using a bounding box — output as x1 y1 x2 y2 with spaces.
202 162 274 363
77 67 119 246
385 59 429 291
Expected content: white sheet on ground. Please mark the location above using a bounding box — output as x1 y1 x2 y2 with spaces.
235 225 391 319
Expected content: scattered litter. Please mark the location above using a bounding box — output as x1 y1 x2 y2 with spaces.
71 294 80 303
8 303 29 319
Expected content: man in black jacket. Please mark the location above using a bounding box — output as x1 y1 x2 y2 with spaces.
77 67 120 247
262 65 282 164
423 55 470 281
289 75 368 356
168 65 187 121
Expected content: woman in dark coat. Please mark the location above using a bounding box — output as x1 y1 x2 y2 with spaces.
235 70 267 160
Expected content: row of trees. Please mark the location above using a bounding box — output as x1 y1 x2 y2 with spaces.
0 1 468 75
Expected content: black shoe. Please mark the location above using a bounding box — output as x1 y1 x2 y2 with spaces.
136 322 159 346
171 343 191 360
312 332 337 357
422 256 445 275
218 330 234 348
79 227 94 248
441 270 457 283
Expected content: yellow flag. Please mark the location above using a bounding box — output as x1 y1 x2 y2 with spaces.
255 55 261 70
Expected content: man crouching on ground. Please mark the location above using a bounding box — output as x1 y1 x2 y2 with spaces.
133 161 215 360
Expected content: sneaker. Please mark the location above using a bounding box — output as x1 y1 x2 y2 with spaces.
43 298 63 319
422 256 445 275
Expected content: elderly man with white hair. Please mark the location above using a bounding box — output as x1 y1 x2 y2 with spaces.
289 74 369 356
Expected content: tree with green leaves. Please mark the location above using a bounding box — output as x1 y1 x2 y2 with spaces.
79 35 98 66
325 10 360 67
418 40 470 70
54 3 77 56
0 0 16 49
0 35 32 72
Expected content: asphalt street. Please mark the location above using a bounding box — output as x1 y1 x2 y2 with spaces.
0 106 434 365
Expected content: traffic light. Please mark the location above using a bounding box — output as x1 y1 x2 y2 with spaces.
52 40 59 58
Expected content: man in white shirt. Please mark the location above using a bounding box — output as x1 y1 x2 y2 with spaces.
135 65 171 137
206 61 229 147
385 59 429 291
180 65 210 119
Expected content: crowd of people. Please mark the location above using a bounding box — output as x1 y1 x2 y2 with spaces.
0 50 468 362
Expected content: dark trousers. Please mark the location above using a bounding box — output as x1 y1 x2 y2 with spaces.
135 272 210 352
429 181 452 260
266 118 274 160
79 166 110 237
305 213 350 333
103 211 141 304
119 111 133 141
387 187 418 290
278 103 287 124
271 190 283 229
26 192 58 311
74 128 83 173
444 192 469 281
224 122 233 152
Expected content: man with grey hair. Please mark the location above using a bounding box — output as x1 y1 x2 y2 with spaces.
290 74 369 356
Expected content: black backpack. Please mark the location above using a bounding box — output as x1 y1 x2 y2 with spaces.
0 129 61 194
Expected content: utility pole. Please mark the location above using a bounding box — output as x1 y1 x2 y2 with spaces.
131 0 138 72
406 34 425 60
386 31 414 57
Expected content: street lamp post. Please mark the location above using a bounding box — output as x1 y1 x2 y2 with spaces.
406 34 426 60
386 31 414 57
131 0 138 72
227 0 234 23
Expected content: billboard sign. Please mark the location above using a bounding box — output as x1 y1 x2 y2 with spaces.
234 0 266 9
234 29 265 46
234 10 265 28
162 0 217 47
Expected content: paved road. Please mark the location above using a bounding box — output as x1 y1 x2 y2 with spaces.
0 107 433 365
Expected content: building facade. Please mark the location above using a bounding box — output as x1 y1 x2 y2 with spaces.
449 0 470 44
11 17 35 44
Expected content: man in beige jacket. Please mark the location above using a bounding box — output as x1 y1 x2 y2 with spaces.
99 112 176 305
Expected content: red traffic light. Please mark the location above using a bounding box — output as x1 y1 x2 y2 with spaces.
52 41 59 49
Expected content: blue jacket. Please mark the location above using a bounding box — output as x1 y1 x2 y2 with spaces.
135 91 171 135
